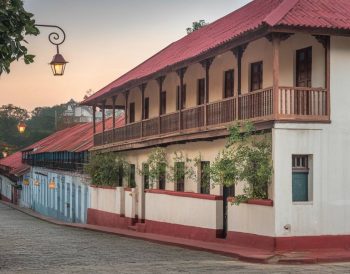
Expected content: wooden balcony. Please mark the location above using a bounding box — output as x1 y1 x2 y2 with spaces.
93 86 329 150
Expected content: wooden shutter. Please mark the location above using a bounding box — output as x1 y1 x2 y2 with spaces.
296 47 312 87
250 62 263 91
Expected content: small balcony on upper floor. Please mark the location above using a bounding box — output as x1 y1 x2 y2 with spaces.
91 33 330 152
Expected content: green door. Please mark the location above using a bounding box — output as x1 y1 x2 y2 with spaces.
292 172 308 202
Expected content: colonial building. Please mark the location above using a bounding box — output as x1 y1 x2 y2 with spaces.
19 116 123 223
82 0 350 251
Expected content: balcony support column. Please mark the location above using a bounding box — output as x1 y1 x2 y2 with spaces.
272 33 280 119
102 100 106 144
112 95 116 141
92 105 96 134
177 67 187 131
326 37 330 118
124 90 129 125
232 44 247 120
157 76 165 134
201 58 214 128
140 83 146 138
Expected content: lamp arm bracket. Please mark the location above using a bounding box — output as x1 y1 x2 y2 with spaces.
35 24 66 53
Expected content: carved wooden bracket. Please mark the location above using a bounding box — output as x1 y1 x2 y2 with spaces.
314 35 330 49
266 32 293 42
231 43 248 58
200 57 214 70
176 67 187 78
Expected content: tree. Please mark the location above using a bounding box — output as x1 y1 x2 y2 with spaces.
210 122 273 204
0 0 39 74
186 20 208 34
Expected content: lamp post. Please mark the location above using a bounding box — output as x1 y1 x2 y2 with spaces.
35 24 68 76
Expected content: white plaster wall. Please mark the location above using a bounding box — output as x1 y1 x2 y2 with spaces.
241 38 273 93
128 87 141 122
145 192 223 229
90 187 117 214
124 189 135 218
162 72 179 114
184 63 205 108
209 51 236 102
228 203 275 237
0 175 12 200
144 79 159 119
272 36 350 237
280 33 325 88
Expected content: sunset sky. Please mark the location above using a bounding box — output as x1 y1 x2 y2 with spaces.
0 0 251 111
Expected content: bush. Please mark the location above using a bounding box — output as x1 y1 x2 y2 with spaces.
85 153 128 187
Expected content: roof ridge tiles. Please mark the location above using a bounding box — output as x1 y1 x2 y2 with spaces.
263 0 300 27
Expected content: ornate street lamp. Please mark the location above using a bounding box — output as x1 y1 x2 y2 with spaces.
35 24 68 76
48 180 56 189
17 121 26 134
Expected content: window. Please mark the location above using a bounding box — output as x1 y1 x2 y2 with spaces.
129 164 136 188
143 163 149 190
250 61 263 91
224 70 234 98
200 161 210 194
197 78 205 105
296 47 312 87
159 163 166 190
292 155 311 202
144 97 149 120
175 162 185 192
176 84 186 110
129 102 135 123
160 91 166 115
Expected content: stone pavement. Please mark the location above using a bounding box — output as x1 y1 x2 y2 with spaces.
1 203 350 274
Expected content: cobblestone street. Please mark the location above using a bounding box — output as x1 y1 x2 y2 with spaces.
0 203 349 274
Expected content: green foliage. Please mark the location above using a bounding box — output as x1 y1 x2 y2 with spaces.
138 147 167 188
186 20 208 34
167 151 196 183
210 122 273 204
85 153 128 187
0 101 80 153
0 0 39 74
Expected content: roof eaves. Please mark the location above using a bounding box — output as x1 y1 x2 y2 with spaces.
263 0 299 27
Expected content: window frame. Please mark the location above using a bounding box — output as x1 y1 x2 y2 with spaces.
292 155 313 203
129 102 135 123
250 61 263 92
223 69 234 98
144 97 149 120
296 46 312 88
197 78 206 105
160 91 166 115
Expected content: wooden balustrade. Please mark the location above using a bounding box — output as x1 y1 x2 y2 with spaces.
279 87 327 117
207 97 236 126
239 88 273 120
181 105 205 130
160 112 179 134
125 122 141 140
143 117 159 137
93 86 329 147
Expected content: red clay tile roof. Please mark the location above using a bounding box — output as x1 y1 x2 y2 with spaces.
0 151 28 177
27 114 124 154
82 0 350 105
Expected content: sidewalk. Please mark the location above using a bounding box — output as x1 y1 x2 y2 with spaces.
3 201 350 264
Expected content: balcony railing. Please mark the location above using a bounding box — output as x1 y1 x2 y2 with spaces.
24 159 87 173
94 86 329 147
